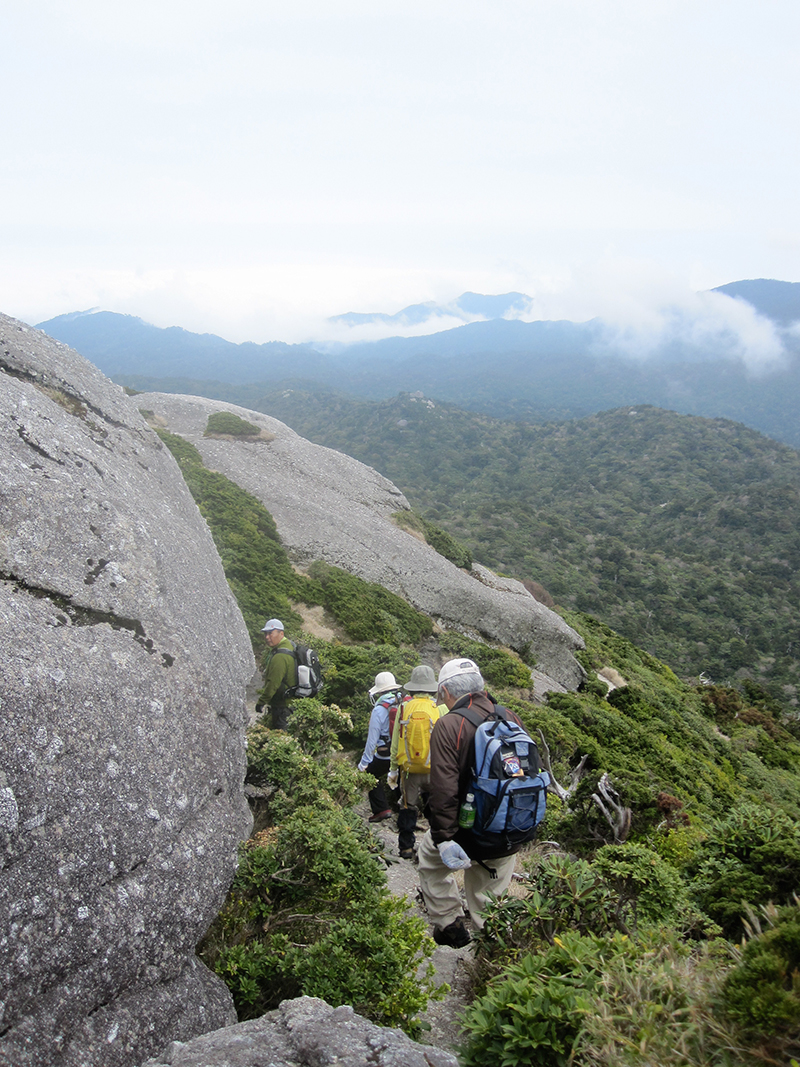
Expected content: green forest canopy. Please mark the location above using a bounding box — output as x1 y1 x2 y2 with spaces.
249 391 800 702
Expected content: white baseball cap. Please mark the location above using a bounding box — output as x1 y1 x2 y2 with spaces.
437 658 482 687
261 618 285 633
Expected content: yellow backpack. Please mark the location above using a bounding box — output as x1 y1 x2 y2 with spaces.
397 696 440 773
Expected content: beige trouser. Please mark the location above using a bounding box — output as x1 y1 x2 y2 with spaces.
416 829 516 931
402 771 430 809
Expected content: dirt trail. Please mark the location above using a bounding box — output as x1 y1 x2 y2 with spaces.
356 798 474 1059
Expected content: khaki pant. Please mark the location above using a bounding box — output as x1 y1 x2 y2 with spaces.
416 829 516 931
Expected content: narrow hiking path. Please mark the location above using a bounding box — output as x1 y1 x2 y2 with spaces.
356 796 475 1058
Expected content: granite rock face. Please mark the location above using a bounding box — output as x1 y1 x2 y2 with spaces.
141 996 460 1067
0 316 254 1067
135 392 585 690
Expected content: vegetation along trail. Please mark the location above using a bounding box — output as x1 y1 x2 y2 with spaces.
162 406 800 1065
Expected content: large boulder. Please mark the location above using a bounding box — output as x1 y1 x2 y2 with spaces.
141 996 459 1067
0 316 254 1067
134 392 585 690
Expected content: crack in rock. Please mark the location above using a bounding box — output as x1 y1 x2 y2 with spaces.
1 359 128 432
1 571 174 667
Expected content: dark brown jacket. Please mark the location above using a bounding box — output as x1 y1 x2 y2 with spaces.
428 691 524 858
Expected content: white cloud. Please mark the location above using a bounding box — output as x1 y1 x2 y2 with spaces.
3 1 800 348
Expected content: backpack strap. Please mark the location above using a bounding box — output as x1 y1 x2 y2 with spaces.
272 642 296 659
448 704 508 729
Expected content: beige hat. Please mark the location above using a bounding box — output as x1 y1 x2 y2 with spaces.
404 665 438 693
369 671 398 698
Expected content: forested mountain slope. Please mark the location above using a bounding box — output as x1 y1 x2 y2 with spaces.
248 390 800 701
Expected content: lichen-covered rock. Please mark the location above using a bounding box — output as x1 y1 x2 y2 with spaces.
141 996 460 1067
134 392 585 690
0 315 254 1067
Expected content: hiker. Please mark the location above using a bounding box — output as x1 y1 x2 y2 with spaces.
256 618 297 730
387 665 443 860
417 657 527 948
358 671 403 823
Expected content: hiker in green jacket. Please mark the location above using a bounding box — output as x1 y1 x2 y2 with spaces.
257 618 297 730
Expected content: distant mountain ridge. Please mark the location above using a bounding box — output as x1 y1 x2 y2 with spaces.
329 290 532 327
36 278 800 448
38 309 326 382
712 278 800 326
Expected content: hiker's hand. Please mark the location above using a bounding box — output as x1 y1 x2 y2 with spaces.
438 841 472 870
387 770 399 789
255 703 264 715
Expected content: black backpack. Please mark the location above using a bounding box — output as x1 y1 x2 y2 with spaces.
275 642 324 698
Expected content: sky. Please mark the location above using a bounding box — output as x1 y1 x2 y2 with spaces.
2 0 800 345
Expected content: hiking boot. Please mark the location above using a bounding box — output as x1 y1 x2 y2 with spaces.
368 809 392 823
399 848 415 860
433 917 471 948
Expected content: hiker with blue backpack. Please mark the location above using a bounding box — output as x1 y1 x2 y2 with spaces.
386 664 445 860
417 657 550 948
358 671 404 823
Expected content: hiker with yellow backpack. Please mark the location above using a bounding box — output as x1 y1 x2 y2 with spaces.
387 665 447 860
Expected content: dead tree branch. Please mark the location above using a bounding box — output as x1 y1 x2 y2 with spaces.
591 772 632 844
537 729 589 802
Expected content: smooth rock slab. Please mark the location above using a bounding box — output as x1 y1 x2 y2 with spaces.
135 392 585 691
0 315 254 1066
142 996 460 1067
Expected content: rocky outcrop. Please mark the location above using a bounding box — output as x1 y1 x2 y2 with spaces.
0 316 254 1067
141 996 459 1067
135 392 585 690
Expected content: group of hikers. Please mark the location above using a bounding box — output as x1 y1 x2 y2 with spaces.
257 617 547 949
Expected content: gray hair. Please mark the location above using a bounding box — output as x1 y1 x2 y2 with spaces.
439 670 484 701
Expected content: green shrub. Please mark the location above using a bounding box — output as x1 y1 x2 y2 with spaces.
438 631 532 688
157 428 203 466
245 721 371 823
421 519 472 569
307 561 433 645
460 930 631 1067
205 411 261 436
203 803 441 1032
476 854 619 972
156 428 306 646
594 842 708 933
309 641 420 739
721 903 800 1045
285 696 353 757
688 803 800 937
393 510 473 569
476 847 713 986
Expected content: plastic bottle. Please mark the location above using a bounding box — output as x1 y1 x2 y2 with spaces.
458 792 476 829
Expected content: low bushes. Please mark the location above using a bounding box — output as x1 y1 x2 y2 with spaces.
200 702 441 1034
207 802 438 1029
205 411 262 436
688 803 800 938
721 902 800 1051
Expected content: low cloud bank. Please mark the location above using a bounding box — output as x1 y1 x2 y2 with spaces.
313 286 794 374
591 290 790 374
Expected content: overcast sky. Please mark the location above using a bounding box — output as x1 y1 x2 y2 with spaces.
2 1 799 343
